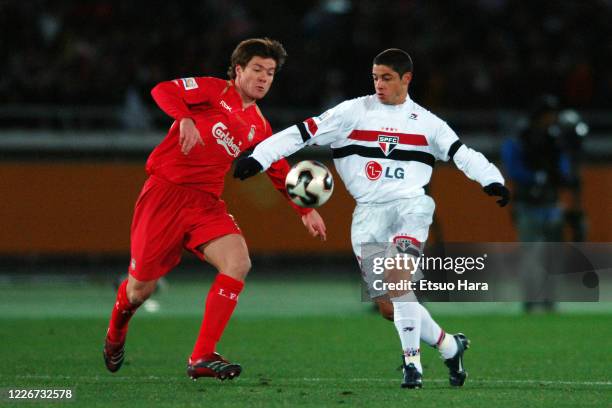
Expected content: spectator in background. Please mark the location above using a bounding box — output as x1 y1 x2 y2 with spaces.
502 95 587 312
2 1 612 129
121 85 152 130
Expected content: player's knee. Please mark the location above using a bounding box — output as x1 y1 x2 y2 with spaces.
235 256 252 277
224 256 251 279
378 301 394 321
126 284 155 305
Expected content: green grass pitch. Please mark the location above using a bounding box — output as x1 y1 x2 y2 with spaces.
1 275 611 407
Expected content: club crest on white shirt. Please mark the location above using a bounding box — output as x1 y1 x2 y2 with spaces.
378 135 398 156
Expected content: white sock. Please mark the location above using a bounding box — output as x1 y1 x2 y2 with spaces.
416 303 458 359
438 332 458 359
418 303 443 347
392 294 422 373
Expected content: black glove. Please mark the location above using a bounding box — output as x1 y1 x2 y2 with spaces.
483 182 511 207
233 157 263 180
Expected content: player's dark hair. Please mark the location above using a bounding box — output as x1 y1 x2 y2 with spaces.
227 38 287 79
373 49 413 76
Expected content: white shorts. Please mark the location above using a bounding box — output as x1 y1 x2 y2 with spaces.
351 195 435 298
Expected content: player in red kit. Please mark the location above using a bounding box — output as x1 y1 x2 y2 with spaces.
103 38 327 381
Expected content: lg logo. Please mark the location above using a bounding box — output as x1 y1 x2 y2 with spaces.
386 167 405 179
365 161 405 180
365 161 382 180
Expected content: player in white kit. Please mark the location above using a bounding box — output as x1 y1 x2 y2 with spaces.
234 49 510 388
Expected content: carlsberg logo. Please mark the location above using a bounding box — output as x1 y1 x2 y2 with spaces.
212 122 241 157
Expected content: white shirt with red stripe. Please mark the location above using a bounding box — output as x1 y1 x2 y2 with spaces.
252 94 504 204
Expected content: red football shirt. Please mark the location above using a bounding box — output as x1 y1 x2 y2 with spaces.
148 76 310 215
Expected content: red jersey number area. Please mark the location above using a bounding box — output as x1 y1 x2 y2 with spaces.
129 176 241 281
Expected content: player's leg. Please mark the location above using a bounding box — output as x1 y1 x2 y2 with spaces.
386 196 436 387
104 177 185 373
104 275 158 372
376 296 456 352
375 296 458 353
351 203 422 387
401 295 469 386
193 233 250 357
108 276 158 342
398 196 469 386
417 301 451 350
375 294 468 385
187 234 249 380
383 255 424 388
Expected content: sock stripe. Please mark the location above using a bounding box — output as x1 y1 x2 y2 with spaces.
436 330 446 347
404 347 421 357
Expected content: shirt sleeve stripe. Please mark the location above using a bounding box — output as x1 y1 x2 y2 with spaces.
305 117 318 136
296 122 311 143
448 140 464 160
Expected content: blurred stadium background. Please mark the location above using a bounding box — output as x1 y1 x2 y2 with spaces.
1 1 611 406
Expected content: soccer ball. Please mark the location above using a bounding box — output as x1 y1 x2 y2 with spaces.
285 160 334 208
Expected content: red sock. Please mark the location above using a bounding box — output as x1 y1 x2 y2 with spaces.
107 279 140 343
191 273 244 361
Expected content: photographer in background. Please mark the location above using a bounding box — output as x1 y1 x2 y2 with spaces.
502 95 588 313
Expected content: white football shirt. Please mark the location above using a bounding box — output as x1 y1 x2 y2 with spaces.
252 94 504 204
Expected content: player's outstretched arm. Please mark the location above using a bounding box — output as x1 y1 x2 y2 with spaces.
435 135 510 209
233 123 307 180
433 121 511 208
449 143 511 207
233 124 308 180
236 101 355 180
452 144 511 207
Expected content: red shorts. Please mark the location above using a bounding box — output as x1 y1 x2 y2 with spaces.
128 176 241 281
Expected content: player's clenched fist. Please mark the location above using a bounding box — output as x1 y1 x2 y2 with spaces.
179 118 204 155
483 182 511 207
233 157 263 180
